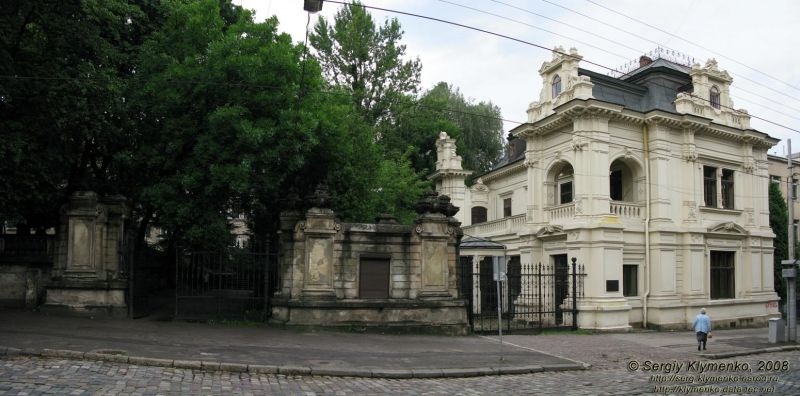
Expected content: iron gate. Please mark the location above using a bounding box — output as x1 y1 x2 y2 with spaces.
460 256 586 333
175 248 278 321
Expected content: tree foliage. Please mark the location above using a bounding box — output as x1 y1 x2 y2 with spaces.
0 0 162 230
310 0 421 126
769 182 788 302
128 0 328 248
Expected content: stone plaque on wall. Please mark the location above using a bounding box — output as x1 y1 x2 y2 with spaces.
305 237 333 289
421 240 447 290
68 219 93 271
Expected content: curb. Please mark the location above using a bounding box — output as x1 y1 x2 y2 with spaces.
0 345 586 378
700 345 800 360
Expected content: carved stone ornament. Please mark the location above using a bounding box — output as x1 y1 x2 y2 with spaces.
305 183 332 209
524 158 538 168
471 178 489 193
708 221 748 234
415 225 423 234
333 223 341 231
742 158 756 174
682 146 698 162
574 199 583 214
414 190 460 217
623 147 634 161
535 224 564 237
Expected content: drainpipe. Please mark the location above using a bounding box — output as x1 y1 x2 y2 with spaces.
643 123 651 328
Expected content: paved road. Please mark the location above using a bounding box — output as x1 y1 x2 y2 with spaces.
2 351 799 395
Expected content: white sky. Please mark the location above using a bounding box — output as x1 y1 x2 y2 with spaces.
238 0 800 156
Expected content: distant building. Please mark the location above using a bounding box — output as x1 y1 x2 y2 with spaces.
768 154 800 245
434 47 780 330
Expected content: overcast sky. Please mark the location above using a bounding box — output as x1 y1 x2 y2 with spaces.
238 0 800 156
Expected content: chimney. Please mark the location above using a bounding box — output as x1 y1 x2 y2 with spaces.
639 56 653 68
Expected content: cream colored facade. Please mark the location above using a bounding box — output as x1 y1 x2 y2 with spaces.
433 48 780 330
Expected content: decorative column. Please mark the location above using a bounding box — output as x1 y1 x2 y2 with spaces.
429 132 472 226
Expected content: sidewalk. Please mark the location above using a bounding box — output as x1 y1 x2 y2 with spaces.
0 309 581 378
1 309 796 377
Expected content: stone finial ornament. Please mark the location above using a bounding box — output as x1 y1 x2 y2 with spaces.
305 183 332 209
414 190 460 217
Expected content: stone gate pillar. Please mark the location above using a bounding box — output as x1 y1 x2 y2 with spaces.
413 191 460 299
45 191 129 317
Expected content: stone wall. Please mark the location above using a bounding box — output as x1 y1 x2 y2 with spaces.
271 190 468 334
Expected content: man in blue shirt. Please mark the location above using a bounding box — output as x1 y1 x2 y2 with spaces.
692 308 712 351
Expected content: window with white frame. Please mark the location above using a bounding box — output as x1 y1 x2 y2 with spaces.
552 75 562 98
710 86 721 109
703 166 735 209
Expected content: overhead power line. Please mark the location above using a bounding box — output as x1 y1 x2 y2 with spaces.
2 72 793 186
530 0 800 105
324 0 800 134
436 0 632 61
584 0 800 94
454 0 800 120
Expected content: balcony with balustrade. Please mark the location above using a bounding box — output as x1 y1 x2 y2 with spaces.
462 214 526 237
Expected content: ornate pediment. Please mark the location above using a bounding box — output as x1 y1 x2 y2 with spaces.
707 221 748 235
535 224 564 237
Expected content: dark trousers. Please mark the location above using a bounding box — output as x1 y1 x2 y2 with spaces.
696 331 707 350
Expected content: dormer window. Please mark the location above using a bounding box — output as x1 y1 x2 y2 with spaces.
710 86 720 109
552 75 562 98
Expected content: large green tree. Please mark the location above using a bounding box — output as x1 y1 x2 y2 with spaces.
0 0 161 230
769 182 788 302
424 82 504 176
310 0 421 126
128 0 329 248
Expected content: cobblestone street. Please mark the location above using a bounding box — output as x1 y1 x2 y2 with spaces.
2 351 799 395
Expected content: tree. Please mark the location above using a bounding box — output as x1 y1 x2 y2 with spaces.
424 82 504 176
128 0 325 248
309 0 421 126
0 0 161 230
769 182 788 302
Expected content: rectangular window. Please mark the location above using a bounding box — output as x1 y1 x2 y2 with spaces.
559 181 573 204
623 264 638 297
610 170 623 201
710 251 735 300
703 166 717 207
721 169 734 209
793 178 798 201
770 175 781 184
503 198 512 217
359 258 390 299
471 206 487 224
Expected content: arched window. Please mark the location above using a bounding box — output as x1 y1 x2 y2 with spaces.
710 86 720 109
552 75 562 98
471 206 488 224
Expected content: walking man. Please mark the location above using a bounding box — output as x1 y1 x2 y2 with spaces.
692 308 711 351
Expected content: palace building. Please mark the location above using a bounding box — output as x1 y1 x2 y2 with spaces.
433 47 781 330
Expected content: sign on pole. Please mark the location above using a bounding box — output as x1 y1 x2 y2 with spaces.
493 256 506 360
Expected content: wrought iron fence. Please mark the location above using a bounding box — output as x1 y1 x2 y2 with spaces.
175 248 278 321
460 258 586 333
0 235 55 262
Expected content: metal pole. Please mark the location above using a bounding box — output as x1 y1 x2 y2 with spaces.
789 140 795 266
788 140 796 342
496 274 504 360
571 257 578 331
